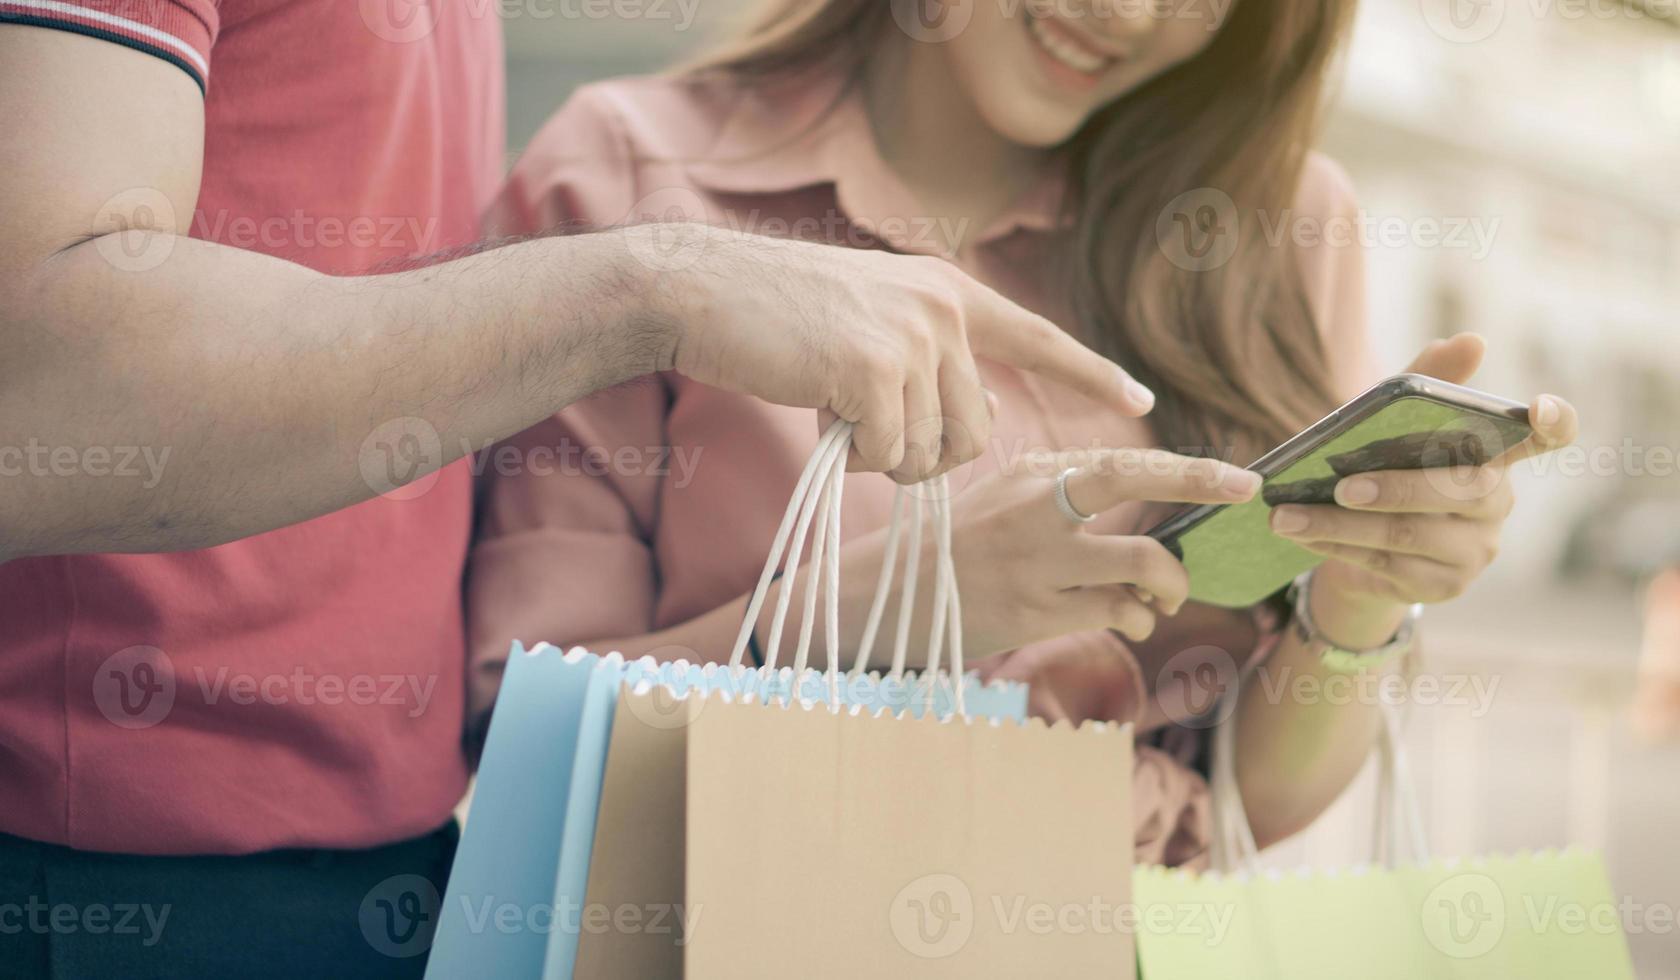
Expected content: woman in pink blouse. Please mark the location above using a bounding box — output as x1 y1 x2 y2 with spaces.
469 0 1576 865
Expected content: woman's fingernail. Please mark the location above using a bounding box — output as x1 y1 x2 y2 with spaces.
1126 377 1155 411
1337 477 1380 506
1271 506 1309 534
1536 394 1560 428
1223 469 1262 498
984 387 1000 420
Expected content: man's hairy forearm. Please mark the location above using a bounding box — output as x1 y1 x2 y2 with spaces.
0 227 677 561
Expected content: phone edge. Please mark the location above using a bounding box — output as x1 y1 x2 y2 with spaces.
1147 374 1533 551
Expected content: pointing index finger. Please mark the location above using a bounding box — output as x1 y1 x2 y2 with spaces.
964 285 1156 417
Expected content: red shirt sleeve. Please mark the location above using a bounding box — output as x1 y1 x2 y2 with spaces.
0 0 218 92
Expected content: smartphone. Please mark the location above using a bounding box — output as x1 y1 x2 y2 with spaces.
1147 374 1533 609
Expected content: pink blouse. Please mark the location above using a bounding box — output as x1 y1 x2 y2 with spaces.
469 71 1380 868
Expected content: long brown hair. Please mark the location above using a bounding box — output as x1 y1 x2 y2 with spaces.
690 0 1357 459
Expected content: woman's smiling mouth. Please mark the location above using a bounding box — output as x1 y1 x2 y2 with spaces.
1024 7 1120 83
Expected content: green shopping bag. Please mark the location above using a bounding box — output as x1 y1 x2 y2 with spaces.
1133 691 1636 978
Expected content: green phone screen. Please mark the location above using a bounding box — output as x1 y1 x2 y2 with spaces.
1174 396 1533 608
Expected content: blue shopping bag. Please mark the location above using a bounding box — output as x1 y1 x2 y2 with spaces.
425 644 596 979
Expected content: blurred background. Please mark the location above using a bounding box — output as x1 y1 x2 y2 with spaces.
494 0 1680 973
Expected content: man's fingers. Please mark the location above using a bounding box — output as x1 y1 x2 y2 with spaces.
1497 394 1578 468
893 373 943 483
1063 535 1191 615
932 358 990 474
1060 449 1260 518
1331 466 1511 519
964 286 1155 417
845 382 906 473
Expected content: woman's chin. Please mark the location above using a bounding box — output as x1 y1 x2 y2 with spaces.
980 101 1088 150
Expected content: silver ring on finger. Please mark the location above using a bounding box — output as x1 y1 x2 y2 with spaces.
1053 467 1097 525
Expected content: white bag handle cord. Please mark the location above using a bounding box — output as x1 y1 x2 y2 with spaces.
1210 684 1428 874
765 432 847 676
726 421 850 669
727 421 966 715
920 478 964 715
850 487 904 676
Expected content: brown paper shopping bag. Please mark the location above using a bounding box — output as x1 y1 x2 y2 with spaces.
573 421 1139 979
575 687 1135 979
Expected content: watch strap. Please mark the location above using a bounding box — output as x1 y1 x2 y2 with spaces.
1288 570 1422 674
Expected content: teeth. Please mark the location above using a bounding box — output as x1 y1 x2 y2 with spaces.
1027 14 1108 75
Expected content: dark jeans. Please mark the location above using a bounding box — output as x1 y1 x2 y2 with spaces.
0 821 458 980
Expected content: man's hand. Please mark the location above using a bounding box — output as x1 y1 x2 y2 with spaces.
0 25 1150 562
640 224 1155 484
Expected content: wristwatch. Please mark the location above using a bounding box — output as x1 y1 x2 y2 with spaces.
1287 569 1422 674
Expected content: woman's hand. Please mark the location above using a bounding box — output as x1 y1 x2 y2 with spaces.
940 448 1261 658
1267 335 1578 631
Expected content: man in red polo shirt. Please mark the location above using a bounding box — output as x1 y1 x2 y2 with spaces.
0 1 1150 975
